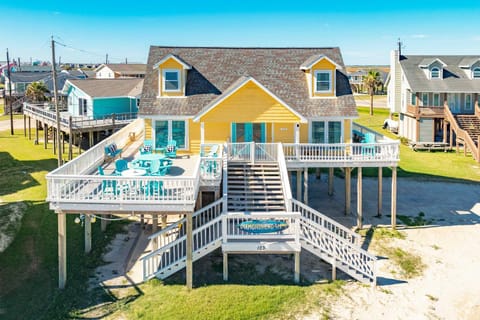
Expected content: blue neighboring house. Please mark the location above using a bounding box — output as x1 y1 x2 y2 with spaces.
62 78 143 119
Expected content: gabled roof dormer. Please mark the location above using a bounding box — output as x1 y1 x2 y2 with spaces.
300 55 340 98
419 58 446 80
153 53 192 98
459 58 480 79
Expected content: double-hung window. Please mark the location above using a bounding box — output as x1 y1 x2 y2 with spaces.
311 121 342 143
163 70 180 92
79 98 87 115
422 93 429 106
433 93 440 106
314 70 332 93
411 92 416 105
465 94 472 110
154 120 187 149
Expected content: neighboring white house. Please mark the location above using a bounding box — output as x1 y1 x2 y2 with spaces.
95 64 146 79
388 49 480 144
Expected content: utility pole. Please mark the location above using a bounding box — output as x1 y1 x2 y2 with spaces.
51 36 62 167
125 57 127 64
105 53 108 64
6 49 13 135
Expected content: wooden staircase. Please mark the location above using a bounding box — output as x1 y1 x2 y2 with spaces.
455 115 480 146
227 162 285 212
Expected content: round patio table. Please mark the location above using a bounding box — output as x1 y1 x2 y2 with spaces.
121 168 147 177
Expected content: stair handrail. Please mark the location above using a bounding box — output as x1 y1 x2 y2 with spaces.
445 104 479 162
277 143 293 211
300 217 377 283
292 198 360 245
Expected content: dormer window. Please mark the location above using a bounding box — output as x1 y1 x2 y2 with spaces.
163 70 180 91
314 70 332 93
473 67 480 79
431 67 440 79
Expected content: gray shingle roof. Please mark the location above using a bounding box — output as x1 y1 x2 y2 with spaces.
400 55 480 93
140 47 357 118
67 79 144 98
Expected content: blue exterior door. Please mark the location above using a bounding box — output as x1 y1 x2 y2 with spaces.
231 123 265 143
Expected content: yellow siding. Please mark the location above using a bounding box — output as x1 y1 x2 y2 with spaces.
273 123 295 143
311 58 336 98
199 81 301 123
187 119 201 155
158 57 185 97
344 119 351 143
204 122 231 144
144 119 152 140
299 123 309 143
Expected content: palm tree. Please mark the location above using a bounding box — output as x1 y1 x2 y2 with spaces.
25 82 49 103
362 70 381 116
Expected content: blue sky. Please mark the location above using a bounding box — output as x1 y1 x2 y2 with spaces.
2 1 480 65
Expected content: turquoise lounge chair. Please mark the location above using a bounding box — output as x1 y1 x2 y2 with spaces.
165 140 177 158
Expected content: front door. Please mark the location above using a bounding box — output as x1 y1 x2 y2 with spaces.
447 93 460 113
231 123 266 143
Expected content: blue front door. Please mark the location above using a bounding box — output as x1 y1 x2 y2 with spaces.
231 123 266 143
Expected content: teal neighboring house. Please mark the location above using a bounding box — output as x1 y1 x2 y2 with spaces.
63 78 143 119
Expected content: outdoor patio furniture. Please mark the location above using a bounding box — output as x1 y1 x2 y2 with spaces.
104 142 122 160
361 133 376 156
165 140 177 158
149 159 170 176
140 139 154 154
114 159 129 174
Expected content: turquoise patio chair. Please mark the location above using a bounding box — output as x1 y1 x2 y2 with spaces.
361 133 376 156
140 139 154 155
149 159 170 176
165 140 177 158
114 159 129 174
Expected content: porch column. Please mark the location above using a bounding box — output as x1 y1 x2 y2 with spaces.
200 122 205 145
296 170 302 200
377 167 383 217
391 166 397 230
328 167 334 196
58 212 67 289
303 168 308 205
294 123 300 144
186 212 193 289
345 167 351 215
357 167 363 229
84 214 92 253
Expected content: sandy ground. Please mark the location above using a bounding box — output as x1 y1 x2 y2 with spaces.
87 175 480 320
354 95 388 109
0 119 24 132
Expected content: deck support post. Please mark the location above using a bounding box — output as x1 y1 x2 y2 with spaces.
315 168 321 180
28 117 31 140
345 167 351 215
377 167 383 216
101 215 108 232
53 128 57 155
43 123 48 149
23 114 26 137
214 189 220 201
331 259 337 281
78 133 82 155
294 252 300 283
152 215 158 233
84 214 92 253
443 121 448 143
223 253 228 281
357 167 363 229
303 168 308 205
296 170 302 200
140 214 144 229
58 212 67 289
68 117 73 160
328 167 334 196
186 213 193 290
449 125 453 148
88 131 93 149
391 166 397 230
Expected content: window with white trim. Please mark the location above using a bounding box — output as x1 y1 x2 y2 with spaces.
431 67 440 79
465 94 472 110
79 98 87 115
422 93 429 106
154 119 187 149
163 70 180 92
473 68 480 79
310 121 342 143
314 70 332 93
411 92 416 105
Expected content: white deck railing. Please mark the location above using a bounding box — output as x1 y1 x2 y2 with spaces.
300 217 376 283
291 199 360 245
199 143 223 183
143 199 224 280
277 143 293 211
227 142 278 162
283 141 399 163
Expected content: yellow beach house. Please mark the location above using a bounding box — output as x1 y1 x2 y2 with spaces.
47 47 399 289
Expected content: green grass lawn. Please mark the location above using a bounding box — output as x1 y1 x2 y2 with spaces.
356 107 480 182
